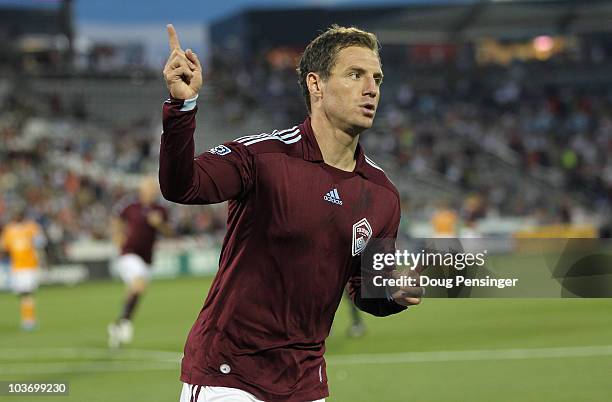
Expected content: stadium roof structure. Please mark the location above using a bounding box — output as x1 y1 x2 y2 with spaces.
210 0 612 55
368 0 612 43
0 6 62 37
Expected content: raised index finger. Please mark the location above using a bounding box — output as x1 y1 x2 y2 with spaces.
167 24 182 51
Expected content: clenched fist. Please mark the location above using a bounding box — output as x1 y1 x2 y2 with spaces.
388 267 425 307
163 24 203 100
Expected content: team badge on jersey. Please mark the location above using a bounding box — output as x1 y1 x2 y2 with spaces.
208 145 232 156
352 218 372 256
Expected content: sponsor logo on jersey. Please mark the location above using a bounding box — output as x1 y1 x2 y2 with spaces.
208 145 232 156
323 188 343 205
352 218 372 256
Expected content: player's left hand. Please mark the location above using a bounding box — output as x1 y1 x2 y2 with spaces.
389 266 425 306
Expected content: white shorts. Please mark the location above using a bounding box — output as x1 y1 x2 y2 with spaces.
179 383 325 402
116 254 151 285
11 269 40 294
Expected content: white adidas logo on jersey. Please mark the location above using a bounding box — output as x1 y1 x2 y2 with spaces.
324 188 343 205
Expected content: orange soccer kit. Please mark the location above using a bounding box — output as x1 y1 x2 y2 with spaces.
1 220 43 327
431 208 458 237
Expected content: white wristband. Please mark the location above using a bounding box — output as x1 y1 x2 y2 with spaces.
180 94 199 112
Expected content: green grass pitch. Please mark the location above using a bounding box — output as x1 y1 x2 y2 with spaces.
1 277 611 401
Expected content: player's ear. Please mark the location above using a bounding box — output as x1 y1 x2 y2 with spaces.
306 72 323 101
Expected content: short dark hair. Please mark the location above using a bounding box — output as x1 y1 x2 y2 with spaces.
297 24 380 114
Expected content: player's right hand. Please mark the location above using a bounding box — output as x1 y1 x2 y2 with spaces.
163 24 202 100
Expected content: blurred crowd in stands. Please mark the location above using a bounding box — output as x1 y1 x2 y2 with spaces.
0 90 227 263
209 48 612 225
1 45 611 263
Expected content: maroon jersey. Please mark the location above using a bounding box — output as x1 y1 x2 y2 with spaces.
159 98 406 402
118 200 168 264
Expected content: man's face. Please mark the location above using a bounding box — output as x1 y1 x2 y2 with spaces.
139 177 159 204
319 46 383 134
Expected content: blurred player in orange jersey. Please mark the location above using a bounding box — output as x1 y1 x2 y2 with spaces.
431 200 458 238
0 208 46 331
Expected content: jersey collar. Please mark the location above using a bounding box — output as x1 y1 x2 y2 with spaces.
299 117 370 178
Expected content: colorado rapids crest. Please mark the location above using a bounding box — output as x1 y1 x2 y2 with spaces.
352 218 372 256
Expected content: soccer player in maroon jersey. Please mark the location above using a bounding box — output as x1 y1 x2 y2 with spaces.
108 176 172 348
161 24 423 402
